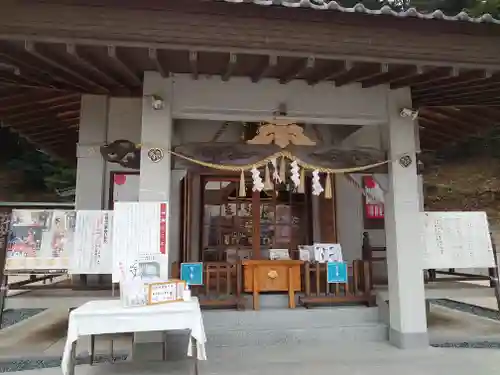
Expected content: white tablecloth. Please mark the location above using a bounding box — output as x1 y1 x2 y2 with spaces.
61 298 207 375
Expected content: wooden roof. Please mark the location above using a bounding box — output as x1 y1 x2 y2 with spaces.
0 0 499 161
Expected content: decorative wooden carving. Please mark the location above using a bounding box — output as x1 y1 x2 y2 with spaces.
247 120 316 148
100 140 141 169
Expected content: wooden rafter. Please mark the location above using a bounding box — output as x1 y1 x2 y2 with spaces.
251 55 277 83
25 41 109 94
148 48 168 78
279 57 315 85
107 45 142 87
222 53 237 82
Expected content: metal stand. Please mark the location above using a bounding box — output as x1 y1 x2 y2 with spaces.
489 233 500 312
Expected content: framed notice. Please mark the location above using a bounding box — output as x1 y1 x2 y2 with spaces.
148 280 186 305
110 172 139 209
422 211 495 269
5 210 75 271
71 210 113 275
112 202 169 282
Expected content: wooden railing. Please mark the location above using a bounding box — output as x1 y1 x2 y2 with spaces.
172 261 243 310
299 260 374 307
362 231 387 287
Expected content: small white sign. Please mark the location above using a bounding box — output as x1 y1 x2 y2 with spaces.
313 243 343 263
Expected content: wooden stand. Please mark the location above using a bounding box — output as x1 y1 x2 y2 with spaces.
242 260 303 310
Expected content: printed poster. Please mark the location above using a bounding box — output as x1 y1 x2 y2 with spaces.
363 176 384 219
112 202 168 283
422 211 495 269
71 210 113 275
5 210 76 271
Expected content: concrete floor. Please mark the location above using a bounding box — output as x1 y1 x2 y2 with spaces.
8 342 500 375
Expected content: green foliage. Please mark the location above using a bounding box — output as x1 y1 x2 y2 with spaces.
0 128 75 195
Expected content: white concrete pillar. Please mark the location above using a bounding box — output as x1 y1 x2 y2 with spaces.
75 95 108 210
134 72 176 361
384 89 428 349
139 71 172 202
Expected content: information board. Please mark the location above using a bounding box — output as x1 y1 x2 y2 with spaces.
71 210 113 275
112 202 168 282
422 211 495 269
5 210 75 271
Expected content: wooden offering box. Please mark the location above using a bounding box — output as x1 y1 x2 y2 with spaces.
242 260 303 310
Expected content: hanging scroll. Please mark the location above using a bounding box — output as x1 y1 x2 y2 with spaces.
5 210 75 271
112 202 169 282
71 210 113 275
422 211 495 269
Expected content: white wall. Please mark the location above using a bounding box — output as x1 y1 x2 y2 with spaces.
335 173 387 263
104 97 142 208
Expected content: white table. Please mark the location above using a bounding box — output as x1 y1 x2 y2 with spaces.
61 298 207 375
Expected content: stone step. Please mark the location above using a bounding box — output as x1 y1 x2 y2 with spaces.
207 322 388 347
202 306 381 332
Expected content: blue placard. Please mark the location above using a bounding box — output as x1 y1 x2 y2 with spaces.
327 262 348 284
180 262 203 286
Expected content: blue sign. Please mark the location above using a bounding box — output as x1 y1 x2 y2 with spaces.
327 262 348 284
180 262 203 286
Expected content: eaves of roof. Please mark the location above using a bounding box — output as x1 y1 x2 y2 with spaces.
220 0 500 24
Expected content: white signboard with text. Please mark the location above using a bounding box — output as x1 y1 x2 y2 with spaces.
422 211 495 269
71 210 113 274
112 202 168 282
5 210 76 271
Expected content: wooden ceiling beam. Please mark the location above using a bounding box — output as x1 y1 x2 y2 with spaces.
107 45 142 87
280 56 315 85
421 108 483 132
25 41 109 94
416 76 500 100
2 101 80 122
34 130 77 143
412 70 493 95
0 93 79 113
308 60 352 86
148 48 168 78
391 67 450 89
26 125 78 138
334 63 384 87
432 107 498 129
0 51 66 90
222 53 237 82
0 96 80 118
418 117 466 140
361 65 414 88
67 44 127 90
251 55 278 83
416 85 500 103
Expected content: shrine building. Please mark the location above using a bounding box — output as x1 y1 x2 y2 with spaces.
1 0 500 352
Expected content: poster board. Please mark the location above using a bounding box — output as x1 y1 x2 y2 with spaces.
112 202 168 282
5 210 75 271
422 211 495 269
313 243 343 263
71 210 113 275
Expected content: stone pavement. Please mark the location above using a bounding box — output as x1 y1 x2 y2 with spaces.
8 342 500 375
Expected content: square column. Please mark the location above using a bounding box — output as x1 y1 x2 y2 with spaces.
134 71 176 361
139 71 173 201
385 89 428 348
75 95 108 210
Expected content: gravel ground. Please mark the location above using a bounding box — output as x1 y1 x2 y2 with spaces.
1 309 46 329
0 354 128 373
430 299 500 349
